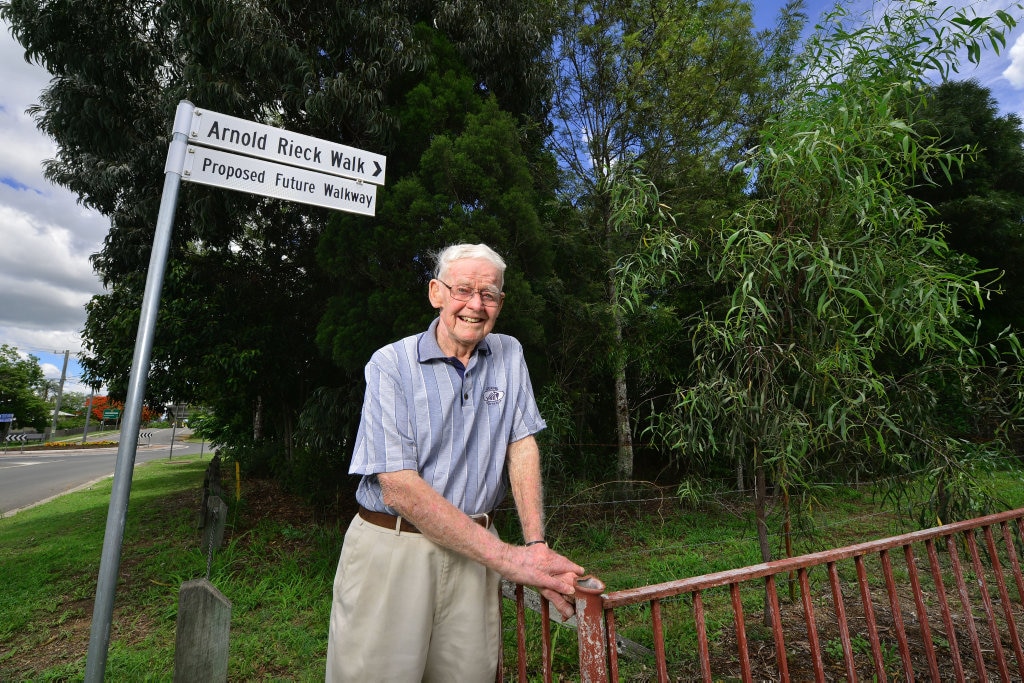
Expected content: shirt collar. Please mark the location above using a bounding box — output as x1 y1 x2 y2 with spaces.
417 317 491 364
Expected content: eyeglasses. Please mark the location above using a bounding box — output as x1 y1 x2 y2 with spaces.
437 280 504 307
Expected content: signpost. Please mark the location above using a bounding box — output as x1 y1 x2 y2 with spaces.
3 432 44 453
183 145 377 215
188 107 386 185
102 409 121 421
5 433 44 442
85 101 388 681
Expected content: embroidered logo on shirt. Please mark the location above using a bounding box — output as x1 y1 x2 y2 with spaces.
483 387 505 404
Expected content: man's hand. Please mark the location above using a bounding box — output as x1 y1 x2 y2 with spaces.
539 573 583 620
499 543 584 619
380 469 585 618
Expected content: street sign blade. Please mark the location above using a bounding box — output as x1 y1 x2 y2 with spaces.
189 108 386 185
183 146 377 216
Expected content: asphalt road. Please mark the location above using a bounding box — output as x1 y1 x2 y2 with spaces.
0 428 210 517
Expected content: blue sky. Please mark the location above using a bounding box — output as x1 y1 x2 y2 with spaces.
3 1 1024 393
753 0 1024 115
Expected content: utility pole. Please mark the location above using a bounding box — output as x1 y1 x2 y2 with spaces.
82 388 95 445
48 350 69 440
168 400 177 460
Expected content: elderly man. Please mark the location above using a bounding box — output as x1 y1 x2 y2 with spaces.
326 243 584 682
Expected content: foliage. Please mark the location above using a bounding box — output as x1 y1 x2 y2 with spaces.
306 35 559 501
182 407 215 440
1 0 557 498
9 0 1024 515
57 391 90 415
911 79 1024 343
315 89 555 377
617 0 1024 525
547 0 804 480
84 395 156 425
0 344 50 431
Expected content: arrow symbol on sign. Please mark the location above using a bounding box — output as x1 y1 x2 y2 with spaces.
373 161 383 177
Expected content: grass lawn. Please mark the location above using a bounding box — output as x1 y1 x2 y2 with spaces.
0 456 337 681
2 457 1022 680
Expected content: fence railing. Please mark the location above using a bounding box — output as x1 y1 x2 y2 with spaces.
503 507 1024 682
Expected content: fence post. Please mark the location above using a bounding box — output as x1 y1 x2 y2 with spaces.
173 578 231 682
575 576 608 682
202 496 228 558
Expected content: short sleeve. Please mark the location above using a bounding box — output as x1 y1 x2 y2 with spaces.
349 357 420 476
508 345 546 443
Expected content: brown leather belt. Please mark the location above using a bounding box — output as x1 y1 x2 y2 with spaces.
358 506 493 533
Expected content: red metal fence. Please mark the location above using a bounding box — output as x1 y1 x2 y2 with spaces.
504 507 1024 681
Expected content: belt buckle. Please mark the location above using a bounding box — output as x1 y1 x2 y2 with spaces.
471 512 490 529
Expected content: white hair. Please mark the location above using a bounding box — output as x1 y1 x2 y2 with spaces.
433 243 506 287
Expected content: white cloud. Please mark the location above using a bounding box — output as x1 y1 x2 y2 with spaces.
0 19 109 362
1003 31 1024 87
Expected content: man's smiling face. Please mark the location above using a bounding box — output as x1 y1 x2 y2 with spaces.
428 257 504 361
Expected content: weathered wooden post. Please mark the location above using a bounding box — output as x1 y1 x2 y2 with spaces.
173 579 231 682
197 454 223 529
201 495 228 556
173 460 231 681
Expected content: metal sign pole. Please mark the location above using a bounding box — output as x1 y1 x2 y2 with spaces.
84 100 195 682
169 412 177 460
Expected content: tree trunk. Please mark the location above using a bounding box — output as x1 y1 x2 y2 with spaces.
283 412 293 465
754 452 774 627
610 275 634 484
614 362 633 481
754 455 772 562
937 474 950 524
784 488 795 602
253 395 263 442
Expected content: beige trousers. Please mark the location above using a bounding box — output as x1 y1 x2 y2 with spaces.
325 515 501 682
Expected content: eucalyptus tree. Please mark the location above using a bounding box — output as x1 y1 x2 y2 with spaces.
2 0 557 488
617 0 1024 563
548 0 803 482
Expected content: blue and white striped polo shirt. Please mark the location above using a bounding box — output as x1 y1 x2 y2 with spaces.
351 318 547 516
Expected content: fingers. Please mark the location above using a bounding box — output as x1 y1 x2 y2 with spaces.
499 543 586 607
526 543 585 577
553 570 579 585
555 557 585 576
540 587 576 620
515 546 585 599
528 567 577 597
543 553 585 578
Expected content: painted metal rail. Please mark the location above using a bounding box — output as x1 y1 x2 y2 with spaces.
503 507 1024 681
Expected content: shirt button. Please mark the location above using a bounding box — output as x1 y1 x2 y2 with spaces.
464 393 469 400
